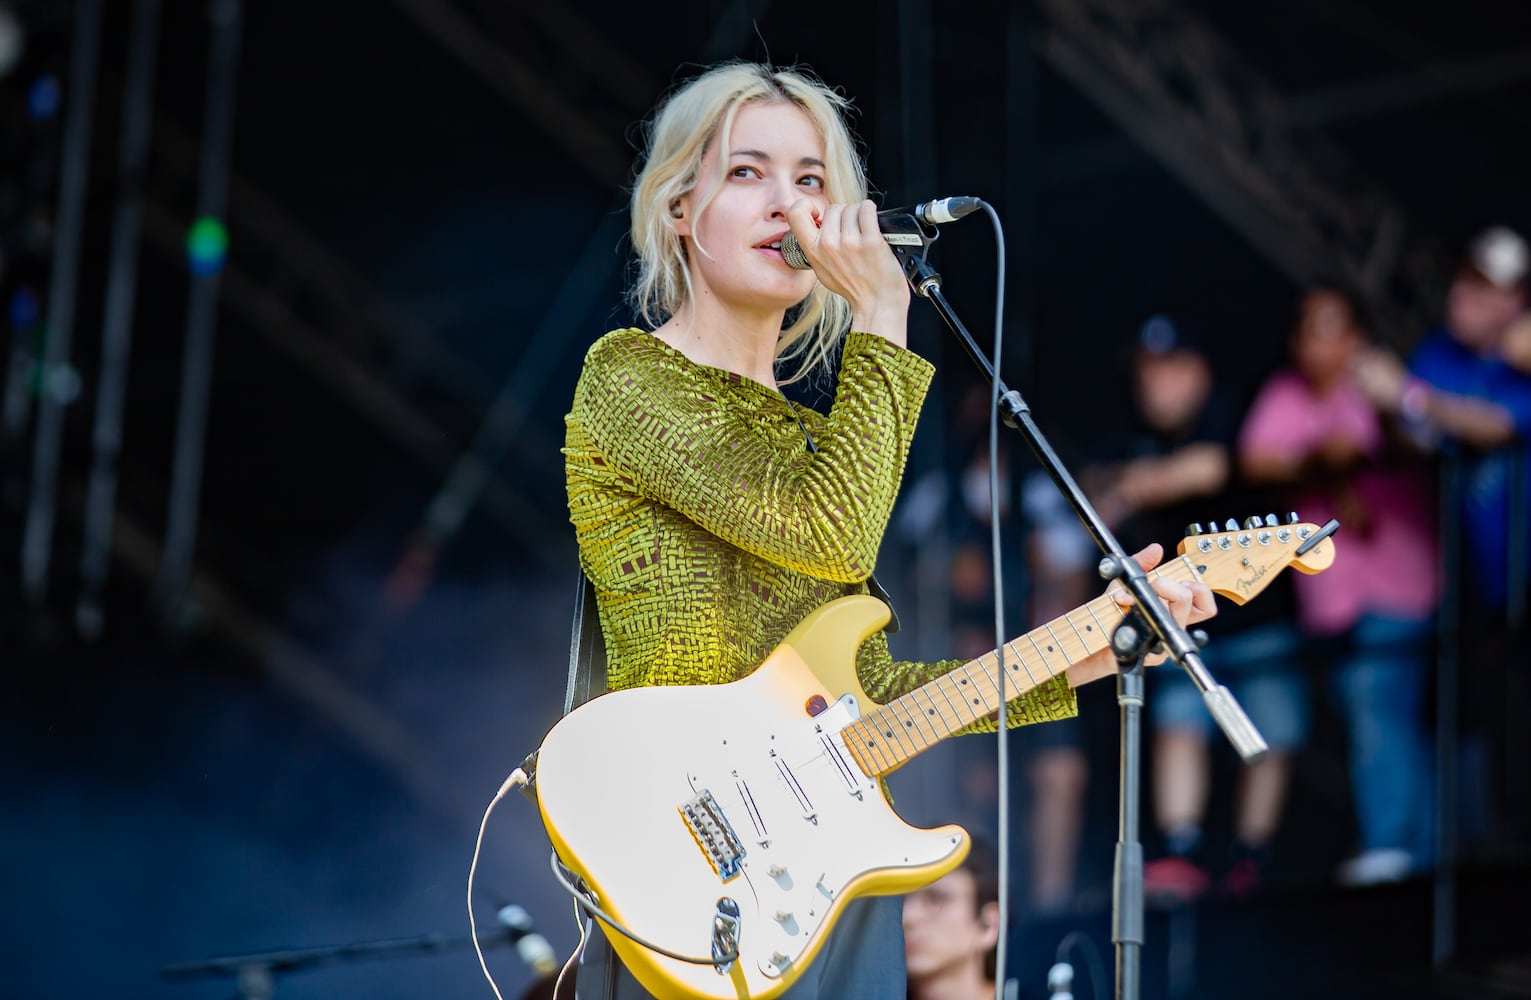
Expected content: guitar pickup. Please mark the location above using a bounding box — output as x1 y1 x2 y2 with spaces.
681 789 746 881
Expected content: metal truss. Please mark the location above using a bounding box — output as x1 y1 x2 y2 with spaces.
1035 0 1451 347
141 114 572 572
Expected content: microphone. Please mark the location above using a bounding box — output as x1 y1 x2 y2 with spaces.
779 196 982 270
497 904 558 977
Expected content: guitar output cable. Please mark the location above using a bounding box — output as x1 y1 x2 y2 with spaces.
469 762 741 1000
469 768 531 1000
546 852 742 967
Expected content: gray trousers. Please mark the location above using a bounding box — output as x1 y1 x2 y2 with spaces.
574 894 906 999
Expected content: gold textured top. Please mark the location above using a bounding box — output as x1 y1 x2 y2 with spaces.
564 327 1075 730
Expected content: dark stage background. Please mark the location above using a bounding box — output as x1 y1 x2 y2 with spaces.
2 1 1530 998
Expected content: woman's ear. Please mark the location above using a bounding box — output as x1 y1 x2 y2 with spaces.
670 199 691 238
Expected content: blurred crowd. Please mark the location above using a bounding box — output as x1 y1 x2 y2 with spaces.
932 224 1531 921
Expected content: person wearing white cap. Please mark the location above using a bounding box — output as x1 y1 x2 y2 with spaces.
1353 224 1531 609
1353 224 1531 850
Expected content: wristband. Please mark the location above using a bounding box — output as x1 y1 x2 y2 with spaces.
1399 378 1431 422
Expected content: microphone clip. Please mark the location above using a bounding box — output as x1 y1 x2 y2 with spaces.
881 211 940 288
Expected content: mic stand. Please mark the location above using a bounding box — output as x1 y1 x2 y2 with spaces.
894 248 1268 1000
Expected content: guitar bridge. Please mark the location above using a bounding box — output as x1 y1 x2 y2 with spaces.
681 790 746 881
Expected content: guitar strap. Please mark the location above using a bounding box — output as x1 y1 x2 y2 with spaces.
564 570 607 717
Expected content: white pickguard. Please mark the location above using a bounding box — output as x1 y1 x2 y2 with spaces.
534 643 966 999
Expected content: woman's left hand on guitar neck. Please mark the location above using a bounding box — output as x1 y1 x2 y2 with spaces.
1064 542 1217 689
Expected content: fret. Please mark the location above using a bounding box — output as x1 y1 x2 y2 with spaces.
884 695 937 752
1062 611 1090 647
1004 640 1042 687
931 674 970 732
845 716 881 771
1043 622 1072 662
952 661 994 715
849 719 895 774
1082 598 1117 639
1032 629 1061 671
907 686 950 741
867 705 919 762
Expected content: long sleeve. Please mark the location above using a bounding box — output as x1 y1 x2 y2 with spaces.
570 330 932 582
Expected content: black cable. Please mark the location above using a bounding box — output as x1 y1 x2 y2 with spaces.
980 198 1012 1000
1055 930 1108 1000
546 853 740 967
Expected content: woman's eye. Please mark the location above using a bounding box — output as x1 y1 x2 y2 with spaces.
798 175 824 188
731 166 759 178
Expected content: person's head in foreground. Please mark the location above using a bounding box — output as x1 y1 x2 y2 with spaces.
903 836 1001 999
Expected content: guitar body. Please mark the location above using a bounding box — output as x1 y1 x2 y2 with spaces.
533 596 968 1000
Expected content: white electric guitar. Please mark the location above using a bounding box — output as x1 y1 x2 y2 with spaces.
523 518 1335 999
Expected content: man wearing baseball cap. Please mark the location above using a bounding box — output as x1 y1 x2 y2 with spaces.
1355 225 1531 610
1354 224 1531 847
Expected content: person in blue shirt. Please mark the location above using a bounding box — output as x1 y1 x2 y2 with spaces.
1355 225 1531 611
1354 224 1531 848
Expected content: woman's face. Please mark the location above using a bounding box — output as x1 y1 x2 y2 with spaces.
675 100 828 319
1292 291 1359 385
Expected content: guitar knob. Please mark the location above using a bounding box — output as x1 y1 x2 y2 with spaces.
775 910 794 924
1225 519 1239 531
1185 523 1203 536
1245 516 1263 530
1287 511 1300 525
1265 513 1278 527
768 864 788 878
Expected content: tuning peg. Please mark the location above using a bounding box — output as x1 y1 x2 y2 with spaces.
1245 516 1263 530
1185 523 1203 536
1265 513 1278 527
1225 519 1238 531
1287 511 1300 525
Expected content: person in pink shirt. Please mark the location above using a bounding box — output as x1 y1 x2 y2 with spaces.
1240 287 1439 885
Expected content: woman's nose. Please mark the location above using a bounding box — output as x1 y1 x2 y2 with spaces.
767 177 798 218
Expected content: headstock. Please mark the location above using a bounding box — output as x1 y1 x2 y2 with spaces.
1176 514 1338 605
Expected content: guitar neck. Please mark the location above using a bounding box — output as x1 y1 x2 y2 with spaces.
840 554 1204 777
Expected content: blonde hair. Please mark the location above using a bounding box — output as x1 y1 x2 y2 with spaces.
629 62 869 385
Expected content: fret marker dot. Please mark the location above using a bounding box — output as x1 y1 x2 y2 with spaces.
927 709 935 716
1047 645 1054 652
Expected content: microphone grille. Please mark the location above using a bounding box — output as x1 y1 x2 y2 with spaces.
779 232 813 271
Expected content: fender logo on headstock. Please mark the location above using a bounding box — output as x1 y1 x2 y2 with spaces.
1236 564 1269 594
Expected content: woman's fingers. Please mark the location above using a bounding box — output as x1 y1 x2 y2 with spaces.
786 199 822 259
1107 560 1218 627
1130 542 1164 572
791 200 907 317
1187 580 1218 624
